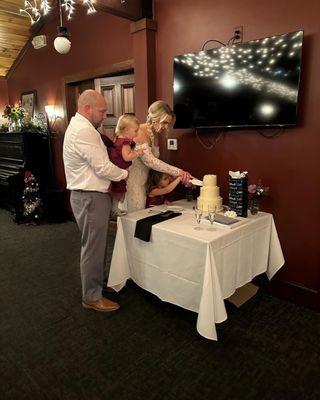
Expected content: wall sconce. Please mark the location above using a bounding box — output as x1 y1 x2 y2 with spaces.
45 105 65 135
45 105 59 134
45 104 55 119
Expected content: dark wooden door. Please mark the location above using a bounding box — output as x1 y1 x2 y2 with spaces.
95 74 135 138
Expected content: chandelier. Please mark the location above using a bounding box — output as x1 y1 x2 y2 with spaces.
20 0 97 25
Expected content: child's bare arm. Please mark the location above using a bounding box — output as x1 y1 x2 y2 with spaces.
148 177 182 197
122 145 144 162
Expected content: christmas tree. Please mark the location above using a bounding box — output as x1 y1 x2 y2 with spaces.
22 170 43 223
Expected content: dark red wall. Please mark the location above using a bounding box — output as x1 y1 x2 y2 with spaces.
0 79 8 120
155 0 320 297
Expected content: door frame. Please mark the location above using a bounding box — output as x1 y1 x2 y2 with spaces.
62 59 134 124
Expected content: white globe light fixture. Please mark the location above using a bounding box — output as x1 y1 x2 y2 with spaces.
54 3 71 55
54 35 71 54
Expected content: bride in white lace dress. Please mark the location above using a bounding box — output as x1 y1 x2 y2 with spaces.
125 101 191 212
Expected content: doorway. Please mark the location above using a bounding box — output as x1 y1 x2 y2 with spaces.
95 73 135 139
64 72 135 140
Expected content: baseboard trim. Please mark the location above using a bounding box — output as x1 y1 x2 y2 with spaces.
283 280 318 294
267 279 320 312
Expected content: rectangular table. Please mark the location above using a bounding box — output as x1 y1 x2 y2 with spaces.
108 200 284 340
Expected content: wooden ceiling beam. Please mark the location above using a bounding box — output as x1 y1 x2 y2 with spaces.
75 0 143 21
30 5 58 36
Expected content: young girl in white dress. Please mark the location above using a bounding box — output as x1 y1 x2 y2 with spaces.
125 101 192 212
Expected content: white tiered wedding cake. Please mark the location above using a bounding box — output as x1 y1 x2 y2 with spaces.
197 174 223 212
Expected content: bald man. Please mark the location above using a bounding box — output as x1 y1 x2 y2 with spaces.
63 90 128 312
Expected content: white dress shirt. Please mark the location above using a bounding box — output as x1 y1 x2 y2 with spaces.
63 113 128 192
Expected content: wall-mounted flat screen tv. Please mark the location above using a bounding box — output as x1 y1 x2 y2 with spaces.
173 30 303 129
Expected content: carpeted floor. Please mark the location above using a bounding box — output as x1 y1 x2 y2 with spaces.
0 209 319 400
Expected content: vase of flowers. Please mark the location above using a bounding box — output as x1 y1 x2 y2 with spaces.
2 103 27 132
248 180 269 215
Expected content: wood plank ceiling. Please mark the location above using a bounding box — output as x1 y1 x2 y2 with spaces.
0 0 149 78
0 0 30 77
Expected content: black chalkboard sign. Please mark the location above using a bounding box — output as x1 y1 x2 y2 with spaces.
228 177 248 218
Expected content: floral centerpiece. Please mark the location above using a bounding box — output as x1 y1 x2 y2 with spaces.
22 113 48 134
1 106 48 134
248 180 269 215
2 102 27 132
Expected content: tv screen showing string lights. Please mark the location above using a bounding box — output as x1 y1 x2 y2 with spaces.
173 30 304 129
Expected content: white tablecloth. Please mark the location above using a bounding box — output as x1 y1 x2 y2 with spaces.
108 200 284 340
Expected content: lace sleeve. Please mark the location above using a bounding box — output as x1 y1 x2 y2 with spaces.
136 143 181 176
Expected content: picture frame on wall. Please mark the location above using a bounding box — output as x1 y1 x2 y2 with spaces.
21 91 36 118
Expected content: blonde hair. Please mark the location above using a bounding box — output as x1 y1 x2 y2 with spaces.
115 114 140 136
146 100 176 128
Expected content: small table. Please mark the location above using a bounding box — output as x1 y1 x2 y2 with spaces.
108 200 284 340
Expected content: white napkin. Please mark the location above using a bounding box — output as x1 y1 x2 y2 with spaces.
229 170 248 179
190 178 203 186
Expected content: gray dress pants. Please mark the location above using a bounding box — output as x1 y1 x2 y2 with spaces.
70 190 111 301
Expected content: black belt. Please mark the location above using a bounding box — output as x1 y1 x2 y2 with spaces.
72 190 108 194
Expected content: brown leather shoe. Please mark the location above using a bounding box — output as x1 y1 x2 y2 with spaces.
82 297 120 312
